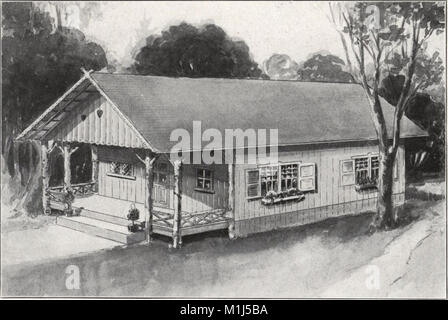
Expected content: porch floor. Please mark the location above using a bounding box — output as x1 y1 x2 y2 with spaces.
72 196 147 222
53 194 231 242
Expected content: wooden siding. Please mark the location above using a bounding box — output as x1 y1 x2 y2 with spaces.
97 146 146 203
47 94 147 149
181 163 229 213
235 193 405 237
95 141 405 230
97 150 229 213
233 142 406 222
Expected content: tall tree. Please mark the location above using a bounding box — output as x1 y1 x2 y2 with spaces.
331 2 444 229
131 22 264 78
297 53 355 82
2 2 108 213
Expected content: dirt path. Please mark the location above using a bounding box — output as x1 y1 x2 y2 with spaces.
321 202 445 298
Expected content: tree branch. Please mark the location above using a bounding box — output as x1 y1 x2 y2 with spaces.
391 19 421 154
344 8 389 152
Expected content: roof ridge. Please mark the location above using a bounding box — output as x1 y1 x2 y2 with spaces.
91 71 361 86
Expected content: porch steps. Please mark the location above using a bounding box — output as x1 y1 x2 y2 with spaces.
75 207 134 226
56 215 146 244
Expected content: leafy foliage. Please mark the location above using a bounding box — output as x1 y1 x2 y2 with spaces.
131 22 264 78
333 1 445 229
2 2 108 136
2 2 108 215
297 53 354 83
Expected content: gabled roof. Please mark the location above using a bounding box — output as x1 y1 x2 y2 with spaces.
18 72 427 153
91 73 426 152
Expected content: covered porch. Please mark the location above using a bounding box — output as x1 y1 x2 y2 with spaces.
17 69 236 248
45 144 235 247
49 192 232 243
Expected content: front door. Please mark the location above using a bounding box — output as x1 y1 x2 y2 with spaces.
153 161 171 208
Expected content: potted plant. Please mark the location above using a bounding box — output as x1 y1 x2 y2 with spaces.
127 204 141 233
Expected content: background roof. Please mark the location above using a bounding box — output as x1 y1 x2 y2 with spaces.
90 73 427 152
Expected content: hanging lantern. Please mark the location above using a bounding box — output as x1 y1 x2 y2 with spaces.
96 109 103 118
81 114 87 121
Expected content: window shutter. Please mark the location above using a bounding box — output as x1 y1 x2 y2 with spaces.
246 169 260 198
340 159 355 186
298 163 316 191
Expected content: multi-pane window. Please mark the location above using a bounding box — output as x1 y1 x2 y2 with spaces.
355 157 370 184
280 164 298 191
260 165 279 196
246 162 316 199
109 162 133 177
342 154 383 187
196 168 213 191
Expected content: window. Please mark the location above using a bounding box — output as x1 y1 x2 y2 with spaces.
246 162 316 199
155 161 169 186
341 155 379 186
260 165 279 196
355 157 370 184
280 164 298 191
340 154 380 186
107 162 135 179
342 154 400 186
196 168 213 192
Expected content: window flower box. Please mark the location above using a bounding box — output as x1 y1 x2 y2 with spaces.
355 178 378 192
261 188 305 205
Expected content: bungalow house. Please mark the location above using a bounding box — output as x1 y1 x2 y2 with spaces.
17 70 426 248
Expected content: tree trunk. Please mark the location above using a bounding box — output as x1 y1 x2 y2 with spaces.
372 151 396 230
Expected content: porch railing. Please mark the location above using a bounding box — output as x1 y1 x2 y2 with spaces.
152 208 229 229
48 181 97 199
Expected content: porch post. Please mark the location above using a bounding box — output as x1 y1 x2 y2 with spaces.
63 143 71 190
91 144 99 192
41 140 50 215
172 160 183 249
144 153 155 244
228 155 236 239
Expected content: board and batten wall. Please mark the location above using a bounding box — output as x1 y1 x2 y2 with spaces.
47 94 147 149
233 142 406 237
97 147 229 213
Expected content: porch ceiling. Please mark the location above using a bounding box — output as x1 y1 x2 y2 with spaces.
17 76 98 141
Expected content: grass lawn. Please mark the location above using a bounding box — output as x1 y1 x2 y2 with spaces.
2 184 445 297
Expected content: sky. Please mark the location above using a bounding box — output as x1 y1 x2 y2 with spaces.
57 1 445 68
